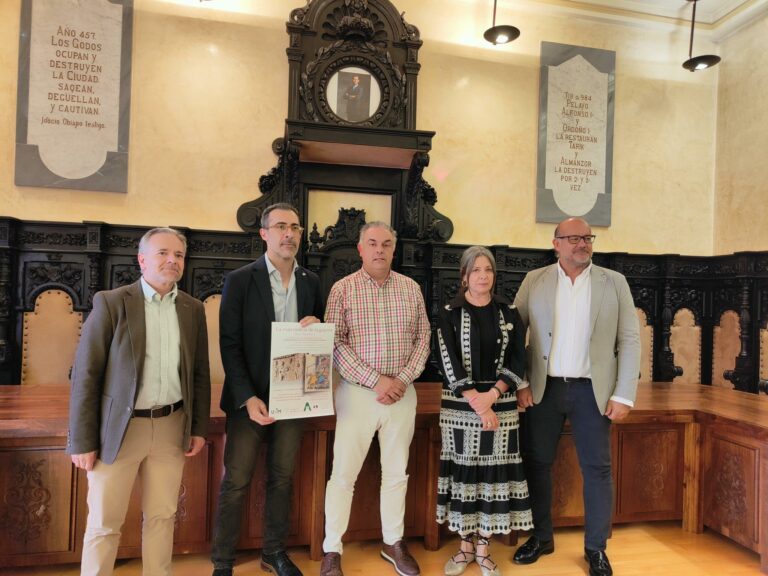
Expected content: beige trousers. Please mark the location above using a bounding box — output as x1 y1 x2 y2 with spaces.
81 409 186 576
323 382 417 554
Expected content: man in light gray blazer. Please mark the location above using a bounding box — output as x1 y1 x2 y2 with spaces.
512 217 640 576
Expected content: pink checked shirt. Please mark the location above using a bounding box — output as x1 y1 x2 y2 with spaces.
325 268 431 389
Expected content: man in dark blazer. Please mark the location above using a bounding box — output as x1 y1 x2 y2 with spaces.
211 203 324 576
512 217 640 576
343 75 366 121
68 227 211 576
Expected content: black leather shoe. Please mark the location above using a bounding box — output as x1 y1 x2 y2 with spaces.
512 536 555 565
212 569 233 576
261 550 303 576
584 549 613 576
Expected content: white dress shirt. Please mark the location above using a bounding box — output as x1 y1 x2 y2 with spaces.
265 255 299 323
549 263 633 407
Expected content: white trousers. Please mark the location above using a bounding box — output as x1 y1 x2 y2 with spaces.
323 381 417 554
80 409 186 576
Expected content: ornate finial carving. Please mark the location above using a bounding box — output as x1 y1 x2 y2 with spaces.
316 0 388 44
289 0 311 25
400 11 420 41
336 0 375 40
308 208 367 252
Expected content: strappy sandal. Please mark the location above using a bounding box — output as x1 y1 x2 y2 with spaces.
444 533 476 576
476 536 501 576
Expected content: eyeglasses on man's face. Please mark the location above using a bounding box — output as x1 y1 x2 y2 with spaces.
265 223 304 234
555 235 596 245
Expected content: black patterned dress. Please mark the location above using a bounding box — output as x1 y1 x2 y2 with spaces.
435 293 533 536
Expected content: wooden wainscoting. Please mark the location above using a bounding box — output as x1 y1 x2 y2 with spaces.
4 383 768 573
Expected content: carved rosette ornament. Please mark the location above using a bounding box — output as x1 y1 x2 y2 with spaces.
331 256 362 282
630 285 656 325
111 265 141 289
193 268 229 301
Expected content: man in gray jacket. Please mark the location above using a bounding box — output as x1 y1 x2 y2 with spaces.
512 217 640 576
68 227 210 576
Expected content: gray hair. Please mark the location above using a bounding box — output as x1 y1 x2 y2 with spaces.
459 245 496 293
261 203 301 228
358 221 397 243
138 227 187 254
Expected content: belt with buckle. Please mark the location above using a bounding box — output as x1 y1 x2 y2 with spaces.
133 400 183 418
547 376 592 384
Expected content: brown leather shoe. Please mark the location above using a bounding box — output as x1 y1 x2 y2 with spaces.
381 540 420 576
320 552 343 576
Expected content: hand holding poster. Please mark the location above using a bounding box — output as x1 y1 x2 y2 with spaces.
269 322 335 420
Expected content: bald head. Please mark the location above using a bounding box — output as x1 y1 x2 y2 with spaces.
554 217 591 238
552 217 594 277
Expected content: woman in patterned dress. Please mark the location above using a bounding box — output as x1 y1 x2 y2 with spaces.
435 246 533 576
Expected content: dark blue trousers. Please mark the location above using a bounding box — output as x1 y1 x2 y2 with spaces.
522 378 612 551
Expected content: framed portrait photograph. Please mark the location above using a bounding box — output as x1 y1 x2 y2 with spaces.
327 66 381 122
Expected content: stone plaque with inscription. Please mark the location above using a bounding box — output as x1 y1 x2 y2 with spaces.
536 42 615 226
15 0 133 192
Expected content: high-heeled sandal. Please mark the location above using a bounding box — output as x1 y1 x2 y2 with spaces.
444 533 476 576
476 536 501 576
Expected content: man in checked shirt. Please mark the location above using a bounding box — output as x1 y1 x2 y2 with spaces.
319 222 431 576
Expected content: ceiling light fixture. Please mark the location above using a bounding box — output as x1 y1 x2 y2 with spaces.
682 0 720 72
483 0 520 45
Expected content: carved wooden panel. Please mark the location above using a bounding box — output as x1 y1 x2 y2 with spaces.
615 425 683 520
636 308 654 383
703 429 759 551
0 448 75 557
22 259 85 309
670 308 701 385
551 433 585 526
713 311 740 388
173 444 211 549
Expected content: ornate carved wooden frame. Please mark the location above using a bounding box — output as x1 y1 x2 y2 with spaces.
236 0 453 246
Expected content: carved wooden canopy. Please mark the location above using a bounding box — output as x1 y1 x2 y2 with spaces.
236 0 453 245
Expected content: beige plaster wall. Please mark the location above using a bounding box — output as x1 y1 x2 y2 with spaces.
714 13 768 254
0 0 721 254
